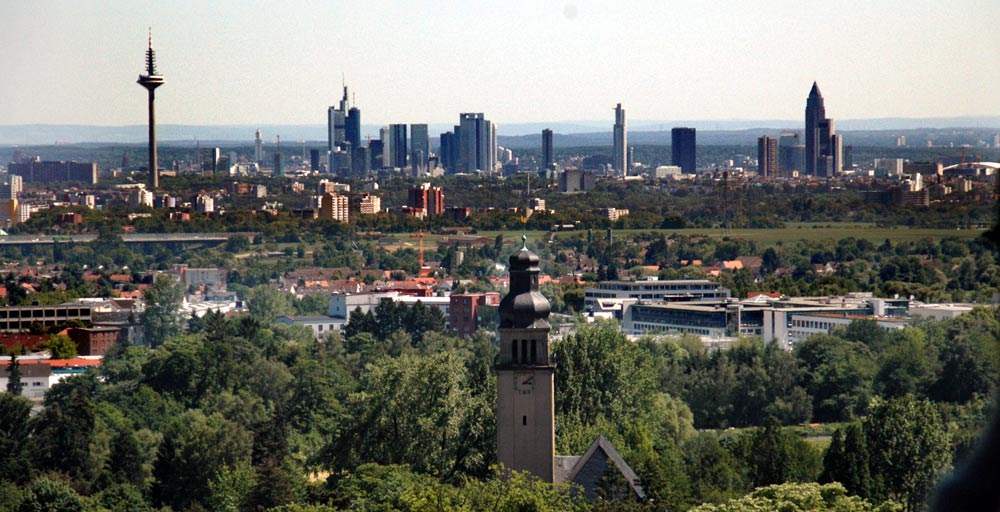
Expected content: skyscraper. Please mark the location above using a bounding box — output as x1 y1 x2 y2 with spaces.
210 147 221 175
137 29 165 189
459 113 496 173
410 124 429 174
319 192 350 223
613 104 627 175
757 136 777 177
778 131 805 175
440 131 457 172
805 82 824 175
0 173 21 225
309 149 320 172
346 107 361 149
671 127 697 174
542 129 554 170
328 85 355 153
389 124 408 169
274 136 284 176
805 82 841 177
368 139 384 169
379 127 391 169
327 107 343 153
254 129 264 164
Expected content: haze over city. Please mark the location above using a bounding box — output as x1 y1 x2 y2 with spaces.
3 0 999 129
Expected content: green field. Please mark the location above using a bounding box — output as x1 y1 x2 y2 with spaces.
261 225 987 260
475 224 986 249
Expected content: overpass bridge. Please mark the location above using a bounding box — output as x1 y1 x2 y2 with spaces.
0 232 259 247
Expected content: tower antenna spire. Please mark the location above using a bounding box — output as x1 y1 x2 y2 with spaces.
138 27 166 189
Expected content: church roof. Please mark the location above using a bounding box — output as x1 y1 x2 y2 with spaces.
498 242 551 329
556 435 646 502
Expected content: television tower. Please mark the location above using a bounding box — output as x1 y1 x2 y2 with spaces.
137 28 165 189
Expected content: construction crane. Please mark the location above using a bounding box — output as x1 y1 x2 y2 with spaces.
410 229 426 268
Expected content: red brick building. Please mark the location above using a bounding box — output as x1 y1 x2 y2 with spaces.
0 333 48 353
67 326 120 356
407 183 444 218
449 293 500 338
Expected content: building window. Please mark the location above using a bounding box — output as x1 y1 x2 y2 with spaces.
523 415 527 426
530 340 537 364
512 340 518 361
521 340 528 364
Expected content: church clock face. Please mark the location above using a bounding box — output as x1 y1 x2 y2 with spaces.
514 372 535 394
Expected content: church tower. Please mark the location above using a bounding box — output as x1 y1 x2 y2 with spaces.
496 238 555 482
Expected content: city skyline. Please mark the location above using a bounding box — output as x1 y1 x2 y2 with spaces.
2 1 999 128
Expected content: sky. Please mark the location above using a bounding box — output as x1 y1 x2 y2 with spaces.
2 0 999 128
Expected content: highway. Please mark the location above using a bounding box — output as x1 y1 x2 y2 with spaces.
0 232 259 246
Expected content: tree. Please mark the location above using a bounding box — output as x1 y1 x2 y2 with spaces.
208 463 255 512
0 393 33 484
742 417 821 488
323 351 494 481
95 482 153 512
100 342 151 385
245 285 295 323
141 336 203 404
30 377 106 495
864 396 951 511
843 319 890 350
152 410 253 510
873 328 935 399
17 475 89 512
343 307 377 339
140 274 184 347
404 299 447 347
554 322 655 436
689 482 899 512
684 432 749 505
5 350 22 395
821 423 873 500
795 334 875 422
43 334 77 360
762 247 781 274
927 309 1000 403
247 406 304 510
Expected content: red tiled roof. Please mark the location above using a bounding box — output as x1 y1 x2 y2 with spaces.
0 357 101 367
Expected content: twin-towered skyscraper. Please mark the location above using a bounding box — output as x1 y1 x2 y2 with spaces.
327 85 362 174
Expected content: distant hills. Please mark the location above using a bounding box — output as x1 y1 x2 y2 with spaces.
1 116 999 147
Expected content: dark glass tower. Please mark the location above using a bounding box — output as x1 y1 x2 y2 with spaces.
346 107 361 149
542 129 554 170
137 29 165 189
389 124 408 169
613 104 627 174
805 82 826 176
757 136 777 177
671 127 697 174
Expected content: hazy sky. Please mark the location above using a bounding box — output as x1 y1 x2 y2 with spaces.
2 0 998 127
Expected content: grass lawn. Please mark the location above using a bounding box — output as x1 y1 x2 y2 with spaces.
475 225 985 249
